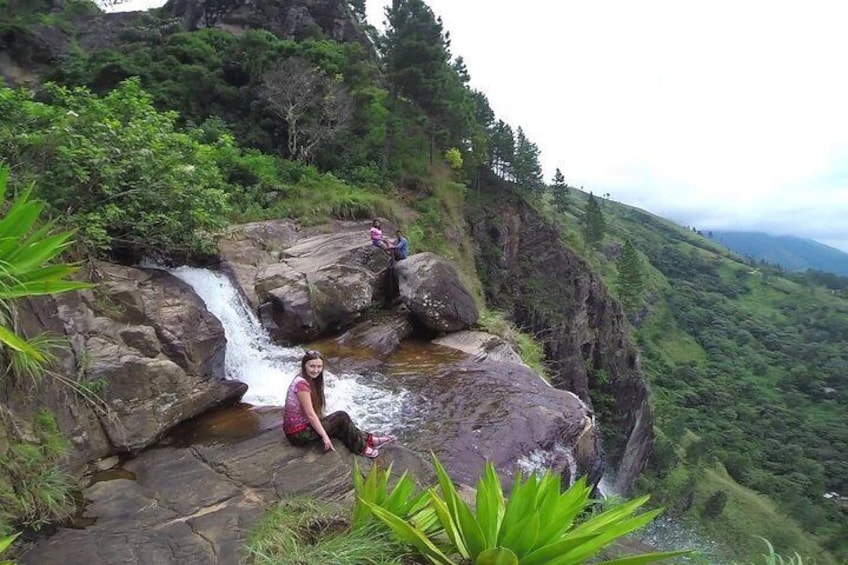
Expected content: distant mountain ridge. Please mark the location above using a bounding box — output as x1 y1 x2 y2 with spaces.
709 230 848 275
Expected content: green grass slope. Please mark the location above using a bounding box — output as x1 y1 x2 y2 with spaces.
539 190 847 563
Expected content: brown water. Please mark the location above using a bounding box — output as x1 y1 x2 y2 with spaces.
165 403 284 448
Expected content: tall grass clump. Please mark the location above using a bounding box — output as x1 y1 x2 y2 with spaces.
0 410 77 534
478 310 547 378
244 497 410 565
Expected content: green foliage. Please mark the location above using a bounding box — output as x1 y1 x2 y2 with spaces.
351 459 436 533
477 310 547 378
0 532 18 565
444 147 463 170
0 81 230 259
362 454 689 564
758 538 805 565
0 411 77 534
55 29 387 178
512 127 544 192
615 239 644 314
581 193 606 248
244 496 409 565
585 201 847 563
700 490 728 519
0 165 90 366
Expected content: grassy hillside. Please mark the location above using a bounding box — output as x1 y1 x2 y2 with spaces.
532 190 848 563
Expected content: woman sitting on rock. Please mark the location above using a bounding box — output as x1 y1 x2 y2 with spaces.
283 350 396 458
369 219 392 256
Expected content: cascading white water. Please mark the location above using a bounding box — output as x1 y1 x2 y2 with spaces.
169 266 406 433
516 442 578 484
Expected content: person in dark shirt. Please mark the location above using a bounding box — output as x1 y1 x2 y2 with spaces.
392 230 409 260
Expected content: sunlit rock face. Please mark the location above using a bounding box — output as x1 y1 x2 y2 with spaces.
467 172 653 493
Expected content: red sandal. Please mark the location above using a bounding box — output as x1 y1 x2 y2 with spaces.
362 446 380 458
371 434 397 448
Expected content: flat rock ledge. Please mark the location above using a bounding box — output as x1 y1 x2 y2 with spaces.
21 415 424 565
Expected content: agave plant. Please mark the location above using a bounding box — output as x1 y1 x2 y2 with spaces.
0 164 90 367
360 454 690 565
0 532 19 565
759 538 804 565
351 459 439 535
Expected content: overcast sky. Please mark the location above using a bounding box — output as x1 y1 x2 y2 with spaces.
111 0 848 251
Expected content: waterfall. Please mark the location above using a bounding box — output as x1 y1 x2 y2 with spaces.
169 266 406 433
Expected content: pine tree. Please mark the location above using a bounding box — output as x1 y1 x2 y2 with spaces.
550 168 569 214
489 120 514 179
553 168 565 187
513 126 544 191
616 238 644 313
582 192 606 248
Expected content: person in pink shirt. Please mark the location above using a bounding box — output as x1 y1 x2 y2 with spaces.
283 350 396 458
369 219 393 256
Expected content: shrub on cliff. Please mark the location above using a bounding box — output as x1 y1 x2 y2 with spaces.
0 79 230 260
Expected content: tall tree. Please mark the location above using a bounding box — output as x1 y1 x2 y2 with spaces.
616 238 644 313
381 0 450 118
582 192 606 248
550 168 569 214
262 58 353 162
512 126 544 191
381 0 476 164
488 120 514 180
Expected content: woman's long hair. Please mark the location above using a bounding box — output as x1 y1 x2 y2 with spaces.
301 351 326 417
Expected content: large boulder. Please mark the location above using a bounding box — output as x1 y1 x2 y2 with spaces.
393 354 603 488
219 221 393 344
433 330 525 365
395 252 479 333
335 311 414 357
4 263 246 464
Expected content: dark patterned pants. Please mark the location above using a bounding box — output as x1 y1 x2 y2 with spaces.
286 411 370 454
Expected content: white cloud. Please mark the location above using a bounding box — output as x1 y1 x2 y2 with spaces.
368 0 848 251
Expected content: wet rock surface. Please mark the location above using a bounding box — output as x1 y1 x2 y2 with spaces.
21 406 428 565
23 340 602 564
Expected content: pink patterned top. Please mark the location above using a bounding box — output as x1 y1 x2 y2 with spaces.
283 375 312 435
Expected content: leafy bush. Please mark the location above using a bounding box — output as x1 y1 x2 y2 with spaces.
0 165 90 362
0 411 77 534
0 80 230 260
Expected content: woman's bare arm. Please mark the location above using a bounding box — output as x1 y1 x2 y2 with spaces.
297 390 334 451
